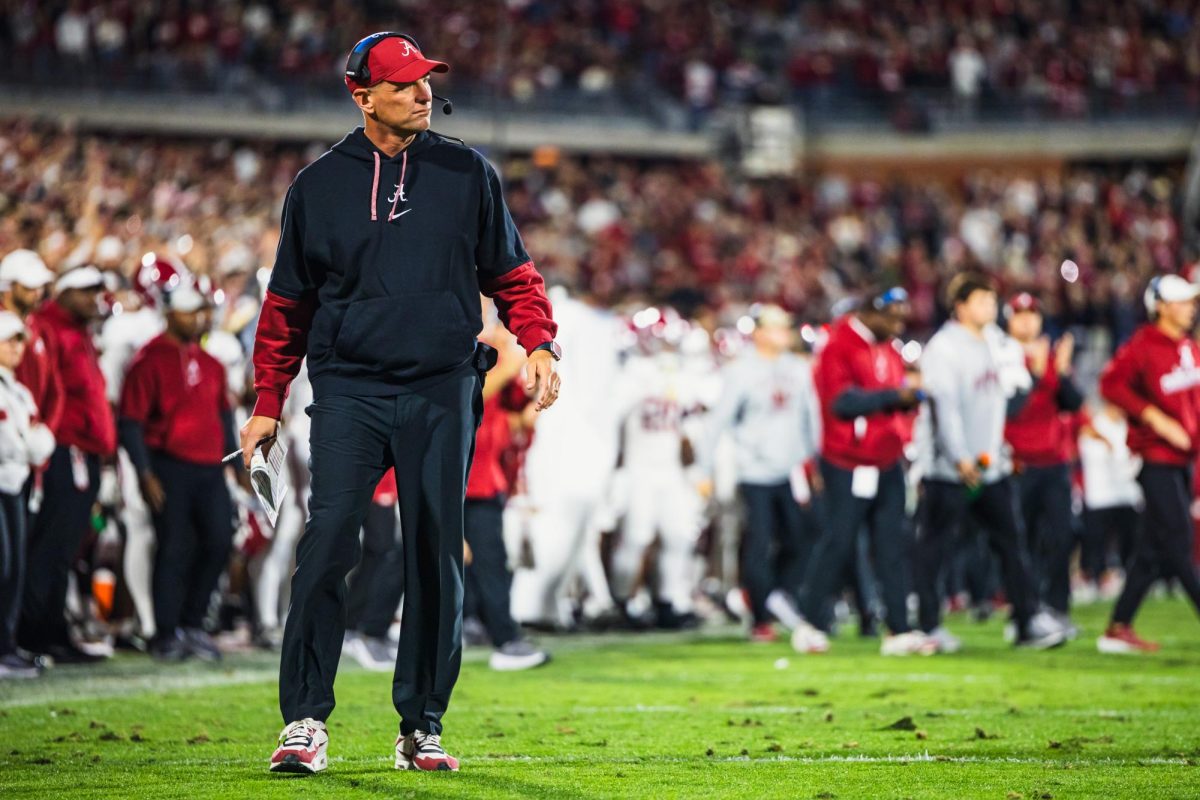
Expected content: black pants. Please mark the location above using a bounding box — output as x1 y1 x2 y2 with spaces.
149 452 234 640
464 496 520 648
0 491 27 655
346 502 405 639
1016 464 1075 613
1081 505 1138 579
914 477 1037 635
1111 464 1200 625
279 365 481 735
800 460 911 634
738 481 809 625
18 446 100 651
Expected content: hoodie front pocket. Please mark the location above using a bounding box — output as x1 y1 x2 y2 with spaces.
334 293 477 376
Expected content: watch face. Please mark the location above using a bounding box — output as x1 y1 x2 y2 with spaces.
548 341 563 360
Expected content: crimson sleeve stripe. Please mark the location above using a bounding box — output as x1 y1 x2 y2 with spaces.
479 261 558 355
252 289 317 420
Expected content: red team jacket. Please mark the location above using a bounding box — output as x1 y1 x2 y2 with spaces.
33 300 115 456
1100 323 1200 467
14 312 63 432
467 365 532 500
813 316 911 470
119 333 230 465
1005 348 1075 468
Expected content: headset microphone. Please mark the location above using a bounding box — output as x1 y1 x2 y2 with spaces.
432 93 453 115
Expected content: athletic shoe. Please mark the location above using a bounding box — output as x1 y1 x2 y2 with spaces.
789 621 830 654
1014 611 1069 650
395 730 460 772
0 652 42 679
749 623 778 643
1097 623 1160 654
270 718 328 774
181 628 223 662
765 589 804 630
926 626 962 654
150 632 192 663
489 639 550 672
73 636 115 659
880 631 937 656
462 617 489 648
343 633 396 672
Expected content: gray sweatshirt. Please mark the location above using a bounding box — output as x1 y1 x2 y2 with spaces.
916 321 1028 485
700 349 821 485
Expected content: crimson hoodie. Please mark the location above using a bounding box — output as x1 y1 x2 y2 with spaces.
1099 323 1200 466
813 315 912 470
14 310 63 431
251 127 556 420
33 300 115 457
1004 345 1084 468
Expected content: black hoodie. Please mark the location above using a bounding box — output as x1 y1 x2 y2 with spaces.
251 127 556 418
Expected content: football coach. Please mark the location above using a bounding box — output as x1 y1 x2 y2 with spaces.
241 32 562 775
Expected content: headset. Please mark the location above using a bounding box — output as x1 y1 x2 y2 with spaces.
345 32 453 114
1144 275 1163 319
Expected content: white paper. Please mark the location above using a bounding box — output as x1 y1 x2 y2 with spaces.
851 465 880 499
250 436 289 526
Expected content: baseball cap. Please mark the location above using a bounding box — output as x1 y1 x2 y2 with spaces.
870 286 910 311
750 303 792 330
0 311 26 341
1006 291 1041 315
1144 274 1200 316
165 284 207 314
0 249 56 289
345 34 449 92
55 265 106 293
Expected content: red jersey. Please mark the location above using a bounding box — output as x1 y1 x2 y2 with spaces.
34 300 115 456
467 361 531 500
14 310 63 430
1100 323 1200 466
813 315 911 470
119 333 230 465
1005 348 1075 468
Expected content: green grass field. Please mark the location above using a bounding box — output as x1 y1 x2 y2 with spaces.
1 599 1198 800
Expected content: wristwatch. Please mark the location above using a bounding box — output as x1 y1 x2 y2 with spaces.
533 341 563 361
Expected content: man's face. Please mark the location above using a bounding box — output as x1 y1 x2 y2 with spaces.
59 286 104 321
753 324 792 352
355 75 434 136
863 304 909 340
1007 309 1042 342
956 289 998 329
167 309 207 342
1159 298 1197 332
0 335 26 369
1 284 44 315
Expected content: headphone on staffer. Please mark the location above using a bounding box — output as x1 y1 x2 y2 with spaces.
345 32 454 115
1144 275 1163 320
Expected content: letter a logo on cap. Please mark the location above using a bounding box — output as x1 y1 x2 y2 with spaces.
398 39 412 57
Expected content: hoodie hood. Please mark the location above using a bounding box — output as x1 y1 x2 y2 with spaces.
332 128 439 222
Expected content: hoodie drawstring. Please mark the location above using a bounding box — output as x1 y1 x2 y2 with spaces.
370 151 381 221
388 151 408 221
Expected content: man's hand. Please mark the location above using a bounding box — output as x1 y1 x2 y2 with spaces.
139 470 166 514
1142 406 1192 452
696 478 715 501
896 386 924 410
956 457 982 489
1054 332 1075 375
240 415 279 469
525 349 561 411
1026 336 1051 378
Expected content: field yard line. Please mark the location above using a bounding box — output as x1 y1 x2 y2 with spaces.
0 668 277 708
565 705 1190 718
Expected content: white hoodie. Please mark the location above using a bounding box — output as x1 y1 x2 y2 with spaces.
0 366 56 494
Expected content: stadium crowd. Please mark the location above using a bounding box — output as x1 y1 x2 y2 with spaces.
0 117 1197 678
4 0 1199 120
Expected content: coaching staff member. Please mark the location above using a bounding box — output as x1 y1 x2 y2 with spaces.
1097 274 1200 654
796 288 931 656
245 33 560 775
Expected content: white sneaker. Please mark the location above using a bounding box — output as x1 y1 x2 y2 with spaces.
765 589 805 630
270 718 328 774
395 730 460 771
880 631 937 656
1014 611 1069 650
489 639 550 672
926 626 962 654
343 633 396 672
789 620 830 654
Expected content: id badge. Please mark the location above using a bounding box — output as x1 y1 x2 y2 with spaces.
70 446 89 492
851 465 880 500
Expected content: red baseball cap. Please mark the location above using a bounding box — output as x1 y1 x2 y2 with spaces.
345 35 448 92
1006 291 1041 315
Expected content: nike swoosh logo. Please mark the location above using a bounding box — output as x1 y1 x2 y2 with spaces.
389 209 412 220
